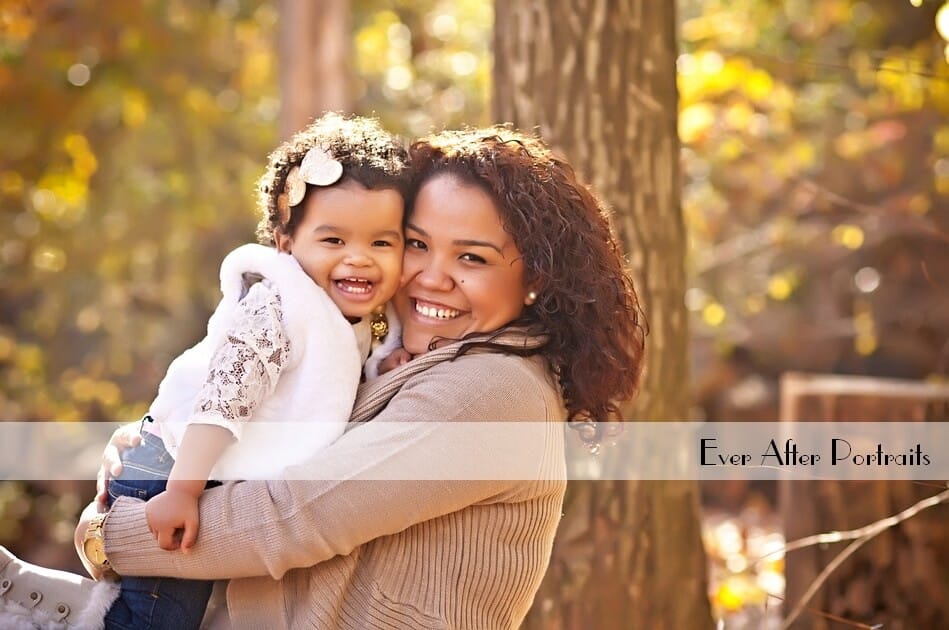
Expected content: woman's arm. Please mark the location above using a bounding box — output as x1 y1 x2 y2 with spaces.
103 353 564 581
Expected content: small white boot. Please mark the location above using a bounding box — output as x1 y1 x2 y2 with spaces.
0 546 119 630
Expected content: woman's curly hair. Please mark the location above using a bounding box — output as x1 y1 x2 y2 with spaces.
255 112 410 244
408 126 646 429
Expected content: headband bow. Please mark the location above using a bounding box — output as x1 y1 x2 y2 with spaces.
276 146 344 223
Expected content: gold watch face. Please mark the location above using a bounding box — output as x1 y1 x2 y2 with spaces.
83 538 106 565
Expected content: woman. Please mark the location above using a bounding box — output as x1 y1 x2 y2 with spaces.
5 126 644 629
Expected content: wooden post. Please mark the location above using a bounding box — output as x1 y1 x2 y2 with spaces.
779 372 949 629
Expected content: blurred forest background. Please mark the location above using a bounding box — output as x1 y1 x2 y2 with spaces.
1 0 947 627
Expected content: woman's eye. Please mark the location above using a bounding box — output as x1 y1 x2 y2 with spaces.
321 237 344 245
406 238 427 250
460 253 486 264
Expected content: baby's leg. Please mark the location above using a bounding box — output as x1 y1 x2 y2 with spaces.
105 576 214 630
105 429 172 507
103 431 213 630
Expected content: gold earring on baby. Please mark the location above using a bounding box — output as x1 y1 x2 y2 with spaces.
370 306 389 341
525 291 538 305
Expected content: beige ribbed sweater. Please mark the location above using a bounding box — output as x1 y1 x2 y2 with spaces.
104 341 567 629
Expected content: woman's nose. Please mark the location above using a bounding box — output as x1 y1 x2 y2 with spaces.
413 261 454 292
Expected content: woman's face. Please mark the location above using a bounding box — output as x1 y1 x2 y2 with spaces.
395 174 531 355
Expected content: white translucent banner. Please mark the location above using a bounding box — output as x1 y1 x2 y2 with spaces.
0 421 945 481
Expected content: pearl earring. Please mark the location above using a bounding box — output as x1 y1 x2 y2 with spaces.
526 291 538 305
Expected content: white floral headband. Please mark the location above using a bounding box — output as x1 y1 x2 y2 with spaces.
276 145 344 224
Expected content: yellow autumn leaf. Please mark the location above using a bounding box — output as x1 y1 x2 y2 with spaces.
14 344 44 375
744 69 774 102
122 89 148 128
834 131 865 160
717 137 745 161
790 140 816 168
702 302 726 327
855 333 878 356
70 377 97 403
63 133 98 178
38 172 87 206
680 15 715 42
185 87 216 115
896 80 926 110
0 335 14 361
937 173 949 195
240 50 272 90
931 74 949 114
679 103 716 144
708 57 747 95
94 381 122 407
0 171 24 196
832 224 865 249
767 275 793 301
724 101 754 129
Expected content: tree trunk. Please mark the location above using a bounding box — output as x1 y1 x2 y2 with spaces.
278 0 352 140
493 2 713 628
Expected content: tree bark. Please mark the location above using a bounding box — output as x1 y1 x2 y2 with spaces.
493 2 713 628
278 0 352 140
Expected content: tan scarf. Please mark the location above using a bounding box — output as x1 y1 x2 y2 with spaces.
349 328 546 424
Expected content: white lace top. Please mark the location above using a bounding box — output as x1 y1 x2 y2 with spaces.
192 280 291 437
148 243 369 479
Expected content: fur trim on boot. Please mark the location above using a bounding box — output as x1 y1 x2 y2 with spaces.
0 546 119 629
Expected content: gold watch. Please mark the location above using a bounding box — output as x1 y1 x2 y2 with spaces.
81 513 113 574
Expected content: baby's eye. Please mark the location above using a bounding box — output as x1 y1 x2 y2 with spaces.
460 253 486 264
405 238 427 250
321 237 344 245
372 240 393 247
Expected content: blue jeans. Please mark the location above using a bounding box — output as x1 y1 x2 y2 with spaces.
104 428 214 630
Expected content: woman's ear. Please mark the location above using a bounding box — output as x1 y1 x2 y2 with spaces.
274 228 292 254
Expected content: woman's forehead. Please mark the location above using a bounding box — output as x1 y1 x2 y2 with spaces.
413 177 501 225
411 177 523 255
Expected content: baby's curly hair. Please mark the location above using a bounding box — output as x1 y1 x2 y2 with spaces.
409 126 646 429
256 113 410 244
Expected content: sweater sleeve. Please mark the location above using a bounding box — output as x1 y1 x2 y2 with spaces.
104 353 564 580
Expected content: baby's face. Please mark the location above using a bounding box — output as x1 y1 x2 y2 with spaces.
276 179 404 319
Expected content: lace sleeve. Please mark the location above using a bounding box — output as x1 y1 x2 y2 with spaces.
190 281 291 439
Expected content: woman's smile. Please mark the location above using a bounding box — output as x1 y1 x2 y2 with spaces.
412 298 464 321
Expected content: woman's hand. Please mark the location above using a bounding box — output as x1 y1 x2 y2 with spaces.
95 421 142 507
